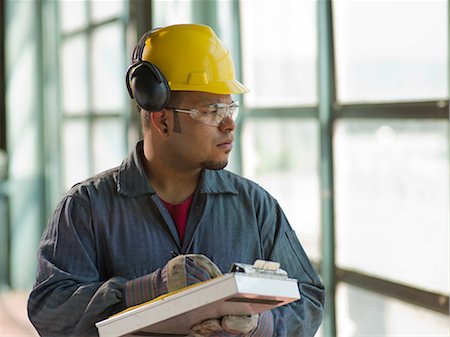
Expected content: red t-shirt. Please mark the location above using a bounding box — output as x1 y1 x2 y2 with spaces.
161 194 194 242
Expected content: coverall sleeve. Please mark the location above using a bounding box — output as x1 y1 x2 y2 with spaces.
27 195 127 337
261 198 325 337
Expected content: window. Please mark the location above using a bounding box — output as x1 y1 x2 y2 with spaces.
334 0 448 103
240 0 321 260
335 119 449 294
239 0 449 335
240 0 317 107
58 0 128 190
242 119 320 259
337 283 449 336
152 0 193 27
61 35 88 115
331 0 449 334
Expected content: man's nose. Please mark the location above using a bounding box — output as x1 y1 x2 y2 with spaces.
218 116 236 132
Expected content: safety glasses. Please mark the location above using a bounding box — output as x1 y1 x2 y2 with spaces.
166 101 239 127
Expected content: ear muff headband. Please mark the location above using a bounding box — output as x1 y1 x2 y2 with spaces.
126 29 171 112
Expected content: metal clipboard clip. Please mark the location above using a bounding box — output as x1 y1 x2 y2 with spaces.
230 260 290 280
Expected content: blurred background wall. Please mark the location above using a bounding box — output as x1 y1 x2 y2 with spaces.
0 0 448 336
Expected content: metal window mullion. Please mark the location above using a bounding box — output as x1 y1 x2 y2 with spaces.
36 0 47 252
64 113 121 121
0 0 9 289
42 0 64 217
61 16 122 39
121 8 131 152
335 100 449 119
318 0 337 336
191 0 219 34
336 267 450 316
230 0 244 175
86 3 94 175
245 107 318 119
0 0 5 152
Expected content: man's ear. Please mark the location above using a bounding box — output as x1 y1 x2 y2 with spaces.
150 110 169 136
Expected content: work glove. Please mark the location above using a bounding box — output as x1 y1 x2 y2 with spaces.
190 311 274 337
190 315 258 337
125 254 222 307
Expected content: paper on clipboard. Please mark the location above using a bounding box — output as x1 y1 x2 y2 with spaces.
96 272 300 337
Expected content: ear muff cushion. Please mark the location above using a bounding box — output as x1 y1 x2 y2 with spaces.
131 62 170 112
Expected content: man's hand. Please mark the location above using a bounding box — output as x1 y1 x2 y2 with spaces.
190 314 259 337
165 254 222 293
125 254 222 306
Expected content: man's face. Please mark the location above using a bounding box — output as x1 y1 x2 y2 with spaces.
164 91 236 171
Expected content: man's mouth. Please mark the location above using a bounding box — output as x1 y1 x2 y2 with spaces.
217 139 234 150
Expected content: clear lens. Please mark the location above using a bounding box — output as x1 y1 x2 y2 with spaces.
201 102 239 126
168 101 239 126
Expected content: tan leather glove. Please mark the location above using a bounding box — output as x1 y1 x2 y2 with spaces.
190 314 259 337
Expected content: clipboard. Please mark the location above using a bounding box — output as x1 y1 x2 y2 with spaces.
96 269 300 337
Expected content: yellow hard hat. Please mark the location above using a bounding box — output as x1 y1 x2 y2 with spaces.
126 24 248 111
143 24 248 95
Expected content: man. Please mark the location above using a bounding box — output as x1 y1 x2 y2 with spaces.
28 24 324 336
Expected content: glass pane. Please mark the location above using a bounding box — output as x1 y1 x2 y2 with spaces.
242 118 320 259
152 0 192 27
241 0 317 107
91 0 125 23
93 119 126 173
92 23 126 113
61 36 88 115
335 119 449 294
334 0 448 103
59 0 87 33
337 283 449 336
217 0 238 58
63 121 89 190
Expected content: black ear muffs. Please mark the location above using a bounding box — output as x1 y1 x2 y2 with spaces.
127 61 170 112
125 28 171 112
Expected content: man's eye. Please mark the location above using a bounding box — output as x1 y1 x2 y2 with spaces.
199 109 215 116
205 108 219 114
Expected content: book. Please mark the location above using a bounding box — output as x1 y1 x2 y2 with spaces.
96 272 300 337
